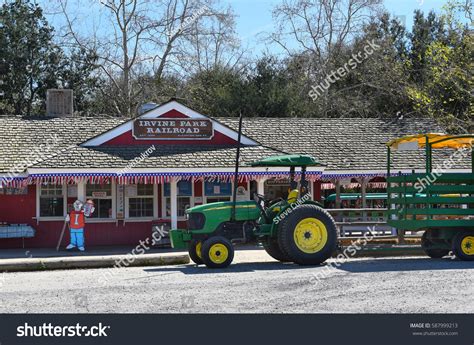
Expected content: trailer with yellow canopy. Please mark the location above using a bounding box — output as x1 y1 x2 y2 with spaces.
386 134 474 260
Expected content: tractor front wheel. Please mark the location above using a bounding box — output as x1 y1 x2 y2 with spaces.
201 236 234 268
188 239 204 265
263 238 291 262
421 232 449 259
452 231 474 261
278 204 337 265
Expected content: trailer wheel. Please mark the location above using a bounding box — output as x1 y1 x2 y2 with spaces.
188 239 204 265
278 204 337 265
201 236 234 268
421 232 449 259
452 231 474 261
263 238 291 262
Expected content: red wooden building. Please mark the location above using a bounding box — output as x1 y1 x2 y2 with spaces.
1 100 465 248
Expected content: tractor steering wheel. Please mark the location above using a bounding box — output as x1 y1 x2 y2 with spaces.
253 193 267 209
253 193 270 222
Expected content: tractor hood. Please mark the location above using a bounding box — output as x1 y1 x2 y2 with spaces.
186 200 258 214
186 200 261 224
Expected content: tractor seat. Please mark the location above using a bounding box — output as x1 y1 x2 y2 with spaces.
287 189 299 203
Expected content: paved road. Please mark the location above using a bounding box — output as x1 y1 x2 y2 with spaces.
0 249 472 313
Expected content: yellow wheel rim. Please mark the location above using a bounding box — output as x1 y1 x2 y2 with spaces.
196 242 202 259
293 217 328 254
461 236 474 255
208 243 229 264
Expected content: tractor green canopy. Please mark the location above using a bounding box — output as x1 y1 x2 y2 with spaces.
251 154 322 167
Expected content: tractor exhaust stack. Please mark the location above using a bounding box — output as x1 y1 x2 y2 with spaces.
231 112 243 222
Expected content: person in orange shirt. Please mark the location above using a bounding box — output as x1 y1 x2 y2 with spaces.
65 200 94 251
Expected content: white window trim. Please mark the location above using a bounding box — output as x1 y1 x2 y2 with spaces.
202 181 232 204
124 184 157 219
202 181 250 204
161 181 194 221
86 181 116 219
36 183 67 220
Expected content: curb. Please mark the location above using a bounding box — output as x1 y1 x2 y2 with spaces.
0 254 190 272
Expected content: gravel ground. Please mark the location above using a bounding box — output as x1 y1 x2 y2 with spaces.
0 248 472 313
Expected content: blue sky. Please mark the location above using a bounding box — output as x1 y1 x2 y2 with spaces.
224 0 449 55
40 0 450 58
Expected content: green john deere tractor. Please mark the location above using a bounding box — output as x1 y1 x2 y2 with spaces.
170 154 338 268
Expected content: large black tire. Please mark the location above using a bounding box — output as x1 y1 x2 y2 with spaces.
188 239 204 265
452 231 474 261
263 238 291 262
201 236 234 268
278 204 337 265
421 231 449 259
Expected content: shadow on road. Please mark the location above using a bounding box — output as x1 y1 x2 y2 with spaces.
144 257 474 275
143 261 316 275
335 257 474 273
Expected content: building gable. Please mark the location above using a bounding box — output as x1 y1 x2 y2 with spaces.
81 101 259 147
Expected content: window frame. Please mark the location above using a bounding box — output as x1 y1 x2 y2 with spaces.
85 181 116 220
36 183 67 220
125 184 157 219
202 181 233 204
161 181 194 220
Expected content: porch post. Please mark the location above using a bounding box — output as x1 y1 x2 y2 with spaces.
77 181 86 202
170 178 178 229
335 179 342 227
257 179 265 196
335 180 341 209
361 178 367 221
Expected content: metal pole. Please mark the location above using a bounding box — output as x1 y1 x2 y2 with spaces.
231 112 243 221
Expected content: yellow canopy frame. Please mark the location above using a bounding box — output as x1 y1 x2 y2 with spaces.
387 133 474 150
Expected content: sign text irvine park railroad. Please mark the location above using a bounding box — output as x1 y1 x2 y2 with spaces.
133 118 214 140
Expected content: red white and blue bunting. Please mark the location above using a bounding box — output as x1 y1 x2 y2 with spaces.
0 171 324 187
0 171 405 187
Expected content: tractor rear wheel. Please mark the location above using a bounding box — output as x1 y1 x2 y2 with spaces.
263 238 291 262
452 231 474 261
421 232 449 259
188 239 204 265
278 204 337 265
201 236 234 268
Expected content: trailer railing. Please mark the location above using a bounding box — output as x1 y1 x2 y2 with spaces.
386 172 474 231
326 208 399 237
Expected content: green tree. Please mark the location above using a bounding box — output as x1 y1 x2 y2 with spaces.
408 10 446 83
406 6 473 133
59 48 102 116
185 66 246 117
0 0 62 115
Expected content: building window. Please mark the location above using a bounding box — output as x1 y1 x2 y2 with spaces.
204 181 232 203
86 183 113 219
39 184 64 217
164 181 192 218
127 184 155 218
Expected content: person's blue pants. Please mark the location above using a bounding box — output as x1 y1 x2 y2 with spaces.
70 228 85 248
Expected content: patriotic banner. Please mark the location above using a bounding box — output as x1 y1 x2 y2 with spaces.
20 171 324 186
0 172 398 188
